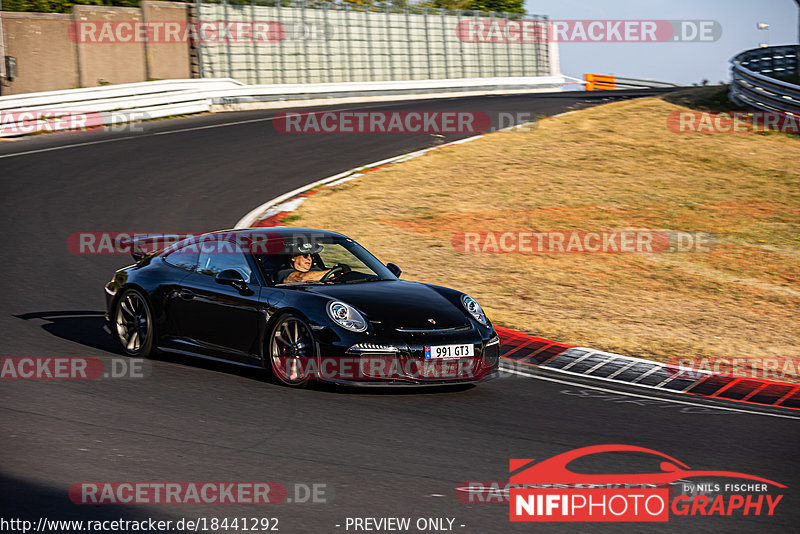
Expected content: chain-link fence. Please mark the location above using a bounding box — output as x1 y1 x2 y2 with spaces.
193 0 552 84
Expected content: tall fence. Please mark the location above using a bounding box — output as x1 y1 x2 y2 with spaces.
730 45 800 115
194 0 554 84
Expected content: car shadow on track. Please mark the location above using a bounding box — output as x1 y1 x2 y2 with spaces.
0 471 180 529
14 310 118 353
14 310 477 396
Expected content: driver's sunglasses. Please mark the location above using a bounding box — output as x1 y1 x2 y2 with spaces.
296 253 312 259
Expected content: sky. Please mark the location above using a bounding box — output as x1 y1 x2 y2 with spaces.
524 0 798 86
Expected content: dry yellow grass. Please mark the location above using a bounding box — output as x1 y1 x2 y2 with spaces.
285 91 800 379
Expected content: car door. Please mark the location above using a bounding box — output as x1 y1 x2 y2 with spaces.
159 242 201 343
171 236 265 363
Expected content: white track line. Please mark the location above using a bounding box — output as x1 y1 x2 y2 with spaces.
0 102 408 160
0 116 286 160
0 135 144 160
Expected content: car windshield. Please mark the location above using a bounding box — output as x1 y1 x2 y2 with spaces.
253 234 397 285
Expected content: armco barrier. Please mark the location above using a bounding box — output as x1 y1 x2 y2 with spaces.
584 73 681 91
0 78 244 136
0 75 564 137
209 76 565 110
730 45 800 115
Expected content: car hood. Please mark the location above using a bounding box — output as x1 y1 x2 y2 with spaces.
300 280 469 330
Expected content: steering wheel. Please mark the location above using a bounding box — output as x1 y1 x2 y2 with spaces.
320 263 351 281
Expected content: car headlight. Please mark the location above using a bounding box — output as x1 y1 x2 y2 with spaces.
327 300 368 332
461 294 488 326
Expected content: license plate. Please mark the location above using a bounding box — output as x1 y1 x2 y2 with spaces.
425 344 474 359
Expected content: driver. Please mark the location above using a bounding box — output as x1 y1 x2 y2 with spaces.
277 242 350 283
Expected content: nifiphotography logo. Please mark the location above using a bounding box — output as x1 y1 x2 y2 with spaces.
509 445 785 522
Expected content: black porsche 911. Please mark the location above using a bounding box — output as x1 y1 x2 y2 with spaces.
104 228 500 387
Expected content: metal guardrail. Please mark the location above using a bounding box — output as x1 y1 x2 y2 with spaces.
209 75 565 109
0 79 245 110
601 76 681 89
730 45 800 116
583 73 681 91
0 75 564 137
0 79 245 137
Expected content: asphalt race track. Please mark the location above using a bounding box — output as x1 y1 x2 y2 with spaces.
1 90 798 533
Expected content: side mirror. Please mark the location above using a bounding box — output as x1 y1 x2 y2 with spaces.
386 263 402 278
215 269 248 292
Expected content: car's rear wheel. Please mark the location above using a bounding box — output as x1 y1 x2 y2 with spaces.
114 288 155 357
268 314 315 387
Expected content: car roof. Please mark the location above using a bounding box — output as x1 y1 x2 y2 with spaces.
205 227 349 240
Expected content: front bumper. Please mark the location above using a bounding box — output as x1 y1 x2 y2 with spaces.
320 370 501 387
308 325 500 385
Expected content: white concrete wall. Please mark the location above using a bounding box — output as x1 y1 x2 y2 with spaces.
197 5 554 85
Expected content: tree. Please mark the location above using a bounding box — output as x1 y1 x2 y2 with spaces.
423 0 525 13
463 0 524 14
0 0 527 13
2 0 140 14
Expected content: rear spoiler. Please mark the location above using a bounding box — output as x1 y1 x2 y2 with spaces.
120 234 193 262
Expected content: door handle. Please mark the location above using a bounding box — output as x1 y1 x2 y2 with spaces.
179 289 195 300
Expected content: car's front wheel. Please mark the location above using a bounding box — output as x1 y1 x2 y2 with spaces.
114 288 155 357
268 314 315 388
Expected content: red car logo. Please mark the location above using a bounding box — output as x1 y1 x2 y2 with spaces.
510 444 785 487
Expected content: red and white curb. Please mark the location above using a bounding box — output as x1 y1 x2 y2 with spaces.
233 117 799 413
497 329 799 412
